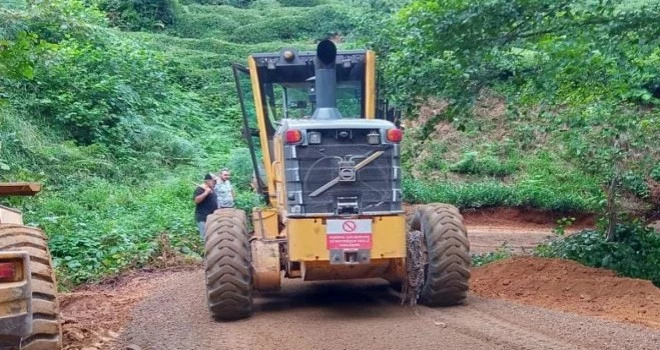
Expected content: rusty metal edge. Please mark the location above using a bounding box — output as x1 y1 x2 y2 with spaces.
0 183 42 197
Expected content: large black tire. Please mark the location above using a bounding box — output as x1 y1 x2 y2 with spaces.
409 204 470 306
0 224 62 350
203 208 253 321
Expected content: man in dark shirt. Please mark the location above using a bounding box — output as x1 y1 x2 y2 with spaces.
193 173 217 240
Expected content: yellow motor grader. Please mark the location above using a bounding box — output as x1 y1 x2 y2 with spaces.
0 183 62 349
203 40 470 320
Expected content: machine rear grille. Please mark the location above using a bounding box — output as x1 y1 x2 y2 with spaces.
284 129 402 216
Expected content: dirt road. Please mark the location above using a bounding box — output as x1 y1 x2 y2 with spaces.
462 207 593 253
108 270 659 350
59 211 660 350
467 224 555 253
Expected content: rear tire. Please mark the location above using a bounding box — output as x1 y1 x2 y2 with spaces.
409 204 471 306
0 224 62 350
203 208 253 321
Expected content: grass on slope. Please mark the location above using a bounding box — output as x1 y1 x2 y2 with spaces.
5 0 650 289
0 0 363 288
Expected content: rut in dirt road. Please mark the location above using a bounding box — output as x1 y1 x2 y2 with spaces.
112 270 660 350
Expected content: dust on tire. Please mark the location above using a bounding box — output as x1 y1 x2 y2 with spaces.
408 204 471 306
203 208 253 321
0 224 63 350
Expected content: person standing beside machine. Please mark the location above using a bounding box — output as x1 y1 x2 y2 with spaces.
193 173 217 240
215 168 235 209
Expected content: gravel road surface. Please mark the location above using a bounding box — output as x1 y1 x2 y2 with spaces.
112 270 660 350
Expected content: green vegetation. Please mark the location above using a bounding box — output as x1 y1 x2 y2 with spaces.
536 221 660 286
364 0 659 216
0 0 356 287
1 0 658 288
471 243 513 267
362 0 660 282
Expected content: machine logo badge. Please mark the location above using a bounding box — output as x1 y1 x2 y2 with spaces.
338 167 356 181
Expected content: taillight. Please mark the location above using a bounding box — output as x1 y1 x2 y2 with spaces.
286 129 302 144
386 128 402 143
0 261 18 283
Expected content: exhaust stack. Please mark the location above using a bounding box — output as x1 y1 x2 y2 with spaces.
311 40 341 120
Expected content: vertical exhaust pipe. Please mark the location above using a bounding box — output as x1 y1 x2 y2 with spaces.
311 39 342 120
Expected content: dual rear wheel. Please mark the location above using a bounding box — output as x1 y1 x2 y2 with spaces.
202 204 470 321
407 204 471 306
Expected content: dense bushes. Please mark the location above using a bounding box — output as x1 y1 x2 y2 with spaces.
449 151 518 177
179 0 326 7
360 0 660 213
165 2 356 41
277 0 327 7
28 175 202 288
227 5 356 43
180 0 253 7
536 222 660 286
403 178 593 212
1 0 229 286
3 0 658 288
1 0 367 287
100 0 183 30
168 6 250 38
371 0 660 107
1 11 208 169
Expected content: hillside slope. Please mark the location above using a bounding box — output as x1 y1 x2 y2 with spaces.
363 0 660 214
1 0 658 289
0 0 363 286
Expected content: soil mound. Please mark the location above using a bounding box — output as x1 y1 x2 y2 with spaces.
471 257 660 329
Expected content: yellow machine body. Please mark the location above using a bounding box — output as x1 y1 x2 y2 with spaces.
286 214 405 282
286 216 406 262
233 42 406 290
211 44 469 318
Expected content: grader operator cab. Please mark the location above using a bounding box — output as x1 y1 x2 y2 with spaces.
0 183 62 349
203 40 470 320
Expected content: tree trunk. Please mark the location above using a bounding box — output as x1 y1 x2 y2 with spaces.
606 174 618 242
605 136 624 242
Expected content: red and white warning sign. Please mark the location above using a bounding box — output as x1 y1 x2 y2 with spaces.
326 219 372 249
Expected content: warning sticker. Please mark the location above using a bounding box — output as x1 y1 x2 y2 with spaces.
326 219 372 234
326 219 372 249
